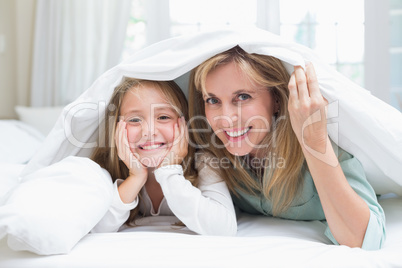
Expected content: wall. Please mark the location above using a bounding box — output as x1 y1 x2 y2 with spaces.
0 0 17 119
0 0 36 119
16 0 36 109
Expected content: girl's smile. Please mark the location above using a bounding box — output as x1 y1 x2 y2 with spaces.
137 141 166 151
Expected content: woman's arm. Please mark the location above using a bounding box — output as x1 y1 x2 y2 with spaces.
287 63 374 248
301 137 370 247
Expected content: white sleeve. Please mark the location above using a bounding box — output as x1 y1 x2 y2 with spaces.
91 179 138 233
154 164 237 236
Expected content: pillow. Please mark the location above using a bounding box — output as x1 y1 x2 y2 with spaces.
0 120 45 164
0 156 113 255
15 106 64 136
0 163 25 206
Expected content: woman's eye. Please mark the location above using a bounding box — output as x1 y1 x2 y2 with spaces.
205 97 219 105
238 93 251 101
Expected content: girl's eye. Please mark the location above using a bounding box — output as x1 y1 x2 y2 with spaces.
238 93 251 101
205 97 219 105
126 117 142 125
158 115 170 120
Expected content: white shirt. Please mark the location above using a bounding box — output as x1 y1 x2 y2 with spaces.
91 163 237 236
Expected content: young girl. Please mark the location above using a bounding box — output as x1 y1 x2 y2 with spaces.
90 77 236 235
188 46 386 250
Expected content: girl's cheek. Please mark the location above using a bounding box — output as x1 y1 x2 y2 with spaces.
160 124 176 143
126 126 142 144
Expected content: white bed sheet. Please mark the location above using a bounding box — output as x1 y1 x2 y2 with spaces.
1 193 401 268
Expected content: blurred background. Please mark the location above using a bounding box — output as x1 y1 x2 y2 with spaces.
0 0 401 120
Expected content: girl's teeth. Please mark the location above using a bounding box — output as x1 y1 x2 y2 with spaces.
226 127 250 137
142 144 162 150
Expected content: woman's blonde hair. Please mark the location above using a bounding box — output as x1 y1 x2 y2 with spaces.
189 46 305 215
91 77 197 224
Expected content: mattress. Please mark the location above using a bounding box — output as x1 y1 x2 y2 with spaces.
0 194 401 267
0 156 400 268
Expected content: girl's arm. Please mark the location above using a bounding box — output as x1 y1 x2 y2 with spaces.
155 117 237 236
92 121 147 233
115 120 148 203
91 178 139 233
154 162 237 236
287 63 381 248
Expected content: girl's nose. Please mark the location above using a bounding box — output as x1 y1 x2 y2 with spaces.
141 120 157 137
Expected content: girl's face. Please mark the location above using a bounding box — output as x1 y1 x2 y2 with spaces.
203 61 276 156
120 86 179 167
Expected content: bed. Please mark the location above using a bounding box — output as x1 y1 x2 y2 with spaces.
1 28 402 267
0 159 401 268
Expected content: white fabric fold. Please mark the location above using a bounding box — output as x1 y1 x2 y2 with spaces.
22 27 402 195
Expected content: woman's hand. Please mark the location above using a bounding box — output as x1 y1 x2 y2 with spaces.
115 120 148 179
159 116 189 168
288 63 329 153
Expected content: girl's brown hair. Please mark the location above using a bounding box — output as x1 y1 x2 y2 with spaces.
91 77 197 224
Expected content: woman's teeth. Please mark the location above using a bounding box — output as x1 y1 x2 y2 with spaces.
225 127 251 137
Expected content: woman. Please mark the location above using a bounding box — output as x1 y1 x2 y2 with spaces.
188 46 385 250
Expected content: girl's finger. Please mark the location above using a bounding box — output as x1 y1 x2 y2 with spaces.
182 117 189 144
115 122 124 159
170 122 179 150
118 121 131 161
115 121 122 149
178 117 186 141
294 65 309 102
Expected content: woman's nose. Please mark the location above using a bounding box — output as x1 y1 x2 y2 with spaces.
218 104 239 128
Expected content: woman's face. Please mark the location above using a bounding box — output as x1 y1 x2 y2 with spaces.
120 86 179 167
203 61 276 156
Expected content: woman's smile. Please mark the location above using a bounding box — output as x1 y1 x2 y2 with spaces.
223 126 252 142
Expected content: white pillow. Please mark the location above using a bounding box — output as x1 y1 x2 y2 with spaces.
15 106 64 136
0 120 45 164
0 163 25 206
0 156 113 255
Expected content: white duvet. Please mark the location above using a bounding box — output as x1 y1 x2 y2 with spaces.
23 27 402 194
1 27 402 257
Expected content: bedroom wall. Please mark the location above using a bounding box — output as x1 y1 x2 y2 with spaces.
0 0 17 119
0 0 36 119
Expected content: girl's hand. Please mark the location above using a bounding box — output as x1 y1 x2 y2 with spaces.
159 116 189 168
288 63 329 153
115 120 148 179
